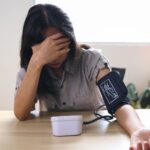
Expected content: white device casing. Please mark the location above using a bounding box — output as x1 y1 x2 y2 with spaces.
51 115 83 136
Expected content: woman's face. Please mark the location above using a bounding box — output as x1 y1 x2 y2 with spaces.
42 27 70 69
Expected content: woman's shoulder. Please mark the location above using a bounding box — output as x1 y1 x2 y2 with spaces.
77 47 110 81
80 47 110 70
81 47 103 61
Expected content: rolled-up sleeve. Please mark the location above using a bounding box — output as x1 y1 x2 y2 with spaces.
83 49 111 82
15 68 26 90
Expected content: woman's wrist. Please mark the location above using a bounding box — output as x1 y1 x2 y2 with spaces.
29 56 44 71
130 125 145 136
128 120 145 137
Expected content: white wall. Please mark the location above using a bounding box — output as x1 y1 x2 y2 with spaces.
0 0 34 110
0 1 150 110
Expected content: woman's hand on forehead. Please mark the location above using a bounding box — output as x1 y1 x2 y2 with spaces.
31 31 70 67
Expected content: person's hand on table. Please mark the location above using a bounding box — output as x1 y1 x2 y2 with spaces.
129 128 150 150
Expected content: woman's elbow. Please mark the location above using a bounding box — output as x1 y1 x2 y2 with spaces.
13 109 28 121
13 104 29 121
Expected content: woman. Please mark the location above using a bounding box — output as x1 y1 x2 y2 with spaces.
14 4 150 150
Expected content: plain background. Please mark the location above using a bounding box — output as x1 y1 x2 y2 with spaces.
0 0 150 110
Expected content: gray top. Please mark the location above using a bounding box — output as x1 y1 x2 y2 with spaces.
15 48 110 111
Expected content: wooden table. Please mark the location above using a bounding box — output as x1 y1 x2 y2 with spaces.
0 110 150 150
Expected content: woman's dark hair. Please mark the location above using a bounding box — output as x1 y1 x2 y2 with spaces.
20 4 77 96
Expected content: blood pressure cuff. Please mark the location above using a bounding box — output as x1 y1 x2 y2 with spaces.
97 71 129 115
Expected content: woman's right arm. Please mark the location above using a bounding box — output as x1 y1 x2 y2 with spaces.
14 33 70 121
14 58 43 121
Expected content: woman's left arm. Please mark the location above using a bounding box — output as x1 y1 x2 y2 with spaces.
115 105 144 136
97 67 150 150
115 105 150 150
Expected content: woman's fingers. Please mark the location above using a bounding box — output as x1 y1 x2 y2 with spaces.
137 142 143 150
130 141 150 150
143 141 150 150
56 41 70 50
50 32 64 40
45 33 70 51
46 35 69 44
57 47 70 56
55 37 70 45
129 146 135 150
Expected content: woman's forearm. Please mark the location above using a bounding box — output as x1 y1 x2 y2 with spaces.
115 105 145 136
14 58 43 121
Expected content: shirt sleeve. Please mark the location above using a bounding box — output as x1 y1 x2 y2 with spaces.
15 68 26 90
83 49 111 82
